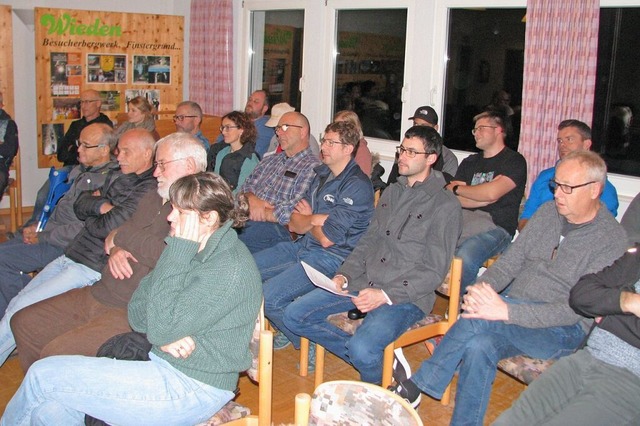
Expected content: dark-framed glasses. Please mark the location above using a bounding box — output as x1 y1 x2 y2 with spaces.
549 180 596 194
75 140 105 149
471 125 498 135
274 124 303 133
173 115 197 122
396 145 431 158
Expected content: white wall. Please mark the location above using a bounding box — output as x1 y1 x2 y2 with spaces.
2 0 190 210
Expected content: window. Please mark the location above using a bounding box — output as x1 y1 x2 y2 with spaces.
249 10 304 110
593 7 640 177
333 9 407 141
442 8 525 152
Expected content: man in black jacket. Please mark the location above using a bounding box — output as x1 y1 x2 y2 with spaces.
0 92 18 199
495 245 640 425
0 126 155 367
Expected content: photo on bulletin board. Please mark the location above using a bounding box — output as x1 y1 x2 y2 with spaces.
133 55 171 84
125 89 160 112
99 91 122 112
87 53 127 84
52 97 80 120
42 123 65 156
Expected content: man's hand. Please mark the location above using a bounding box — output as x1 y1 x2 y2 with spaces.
331 275 350 293
107 247 138 280
22 225 39 244
446 180 467 192
160 336 195 359
311 214 329 227
353 288 388 313
246 193 274 222
461 282 509 321
294 199 313 215
99 202 114 214
621 291 640 317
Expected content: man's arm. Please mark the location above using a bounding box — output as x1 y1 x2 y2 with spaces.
518 170 553 230
56 121 81 164
0 119 18 160
447 175 516 208
271 161 319 224
570 247 640 318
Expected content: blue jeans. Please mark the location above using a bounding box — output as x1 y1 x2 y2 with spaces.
0 255 101 366
284 289 425 384
0 239 64 316
237 220 292 254
254 241 342 349
456 226 512 294
409 312 585 426
1 353 234 425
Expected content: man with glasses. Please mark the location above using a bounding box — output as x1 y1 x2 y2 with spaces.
0 126 158 368
285 126 462 385
255 121 374 352
387 106 459 184
447 109 527 294
11 133 207 371
173 100 210 152
392 151 627 424
237 111 320 253
519 119 618 231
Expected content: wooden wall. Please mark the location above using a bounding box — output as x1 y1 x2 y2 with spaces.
0 5 14 117
34 7 184 168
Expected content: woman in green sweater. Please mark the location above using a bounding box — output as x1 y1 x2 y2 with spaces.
2 172 263 426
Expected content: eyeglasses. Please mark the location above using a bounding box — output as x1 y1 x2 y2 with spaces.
154 158 186 172
549 180 596 194
396 145 432 158
274 124 303 133
80 100 100 105
320 138 348 147
75 140 105 149
220 125 240 132
471 125 498 135
173 115 197 122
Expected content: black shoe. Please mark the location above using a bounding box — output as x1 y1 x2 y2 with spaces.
389 380 422 409
347 308 367 320
392 348 411 384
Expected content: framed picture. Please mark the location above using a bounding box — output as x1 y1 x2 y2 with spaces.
133 55 171 84
87 54 127 84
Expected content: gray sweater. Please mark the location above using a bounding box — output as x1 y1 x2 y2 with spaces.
480 201 628 331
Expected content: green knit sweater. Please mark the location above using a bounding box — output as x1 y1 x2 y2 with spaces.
128 221 262 391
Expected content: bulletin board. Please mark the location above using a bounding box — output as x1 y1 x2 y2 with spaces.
34 7 184 168
0 5 14 117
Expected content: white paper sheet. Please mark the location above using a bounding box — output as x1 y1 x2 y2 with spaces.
301 261 355 298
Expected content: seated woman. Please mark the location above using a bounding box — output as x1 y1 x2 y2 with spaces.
334 110 373 176
207 111 259 193
1 172 263 426
115 96 160 141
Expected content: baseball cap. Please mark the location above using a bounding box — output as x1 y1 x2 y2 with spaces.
265 102 295 127
409 106 439 126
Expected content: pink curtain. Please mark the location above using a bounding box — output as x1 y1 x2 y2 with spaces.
519 0 600 193
189 0 233 115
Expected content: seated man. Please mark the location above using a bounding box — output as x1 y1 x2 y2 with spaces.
0 124 117 318
0 91 19 199
447 109 527 293
255 121 374 349
284 126 462 384
392 151 628 424
237 111 321 253
518 119 618 231
494 245 640 425
11 133 206 372
0 127 156 367
173 100 210 152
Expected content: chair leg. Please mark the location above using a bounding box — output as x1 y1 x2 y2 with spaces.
381 344 395 388
299 337 309 377
314 345 325 389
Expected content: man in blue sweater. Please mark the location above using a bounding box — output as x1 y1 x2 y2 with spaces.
518 119 619 230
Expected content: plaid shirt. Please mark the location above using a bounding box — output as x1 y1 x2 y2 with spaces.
240 147 320 224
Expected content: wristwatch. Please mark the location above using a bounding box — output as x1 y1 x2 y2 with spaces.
452 185 460 195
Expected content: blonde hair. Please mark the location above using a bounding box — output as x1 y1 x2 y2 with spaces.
334 110 364 139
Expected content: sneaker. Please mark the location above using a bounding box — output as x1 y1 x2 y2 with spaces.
389 380 422 409
392 347 411 384
273 330 292 350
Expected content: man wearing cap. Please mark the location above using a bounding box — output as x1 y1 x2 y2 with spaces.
387 106 458 184
263 103 320 158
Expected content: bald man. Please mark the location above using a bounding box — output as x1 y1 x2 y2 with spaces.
238 111 321 253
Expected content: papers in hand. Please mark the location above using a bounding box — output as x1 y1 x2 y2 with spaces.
301 261 355 298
